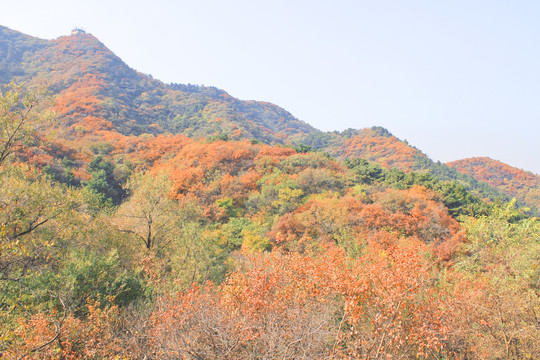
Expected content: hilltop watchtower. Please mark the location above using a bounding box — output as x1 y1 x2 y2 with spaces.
71 28 86 36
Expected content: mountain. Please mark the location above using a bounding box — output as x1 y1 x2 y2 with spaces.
447 157 540 210
298 126 427 171
0 25 316 144
296 127 515 206
0 25 535 210
2 26 540 358
0 26 48 83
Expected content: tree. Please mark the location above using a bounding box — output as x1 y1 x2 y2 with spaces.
114 172 177 250
0 82 52 167
145 242 449 359
345 157 384 184
294 143 312 153
5 301 123 359
447 202 540 359
114 172 229 289
0 169 83 351
85 155 125 205
0 170 81 288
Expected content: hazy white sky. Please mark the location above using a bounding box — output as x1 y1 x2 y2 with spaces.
2 0 539 174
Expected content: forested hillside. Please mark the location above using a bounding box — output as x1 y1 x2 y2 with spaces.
0 25 315 143
298 127 524 212
1 26 539 359
448 157 540 210
0 25 531 209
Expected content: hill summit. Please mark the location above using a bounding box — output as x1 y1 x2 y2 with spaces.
0 25 315 143
448 157 540 210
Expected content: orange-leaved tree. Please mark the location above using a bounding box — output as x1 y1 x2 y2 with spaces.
145 239 450 359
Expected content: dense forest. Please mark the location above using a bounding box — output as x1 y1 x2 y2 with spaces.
448 157 540 211
0 26 539 359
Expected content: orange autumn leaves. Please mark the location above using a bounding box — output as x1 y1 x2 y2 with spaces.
150 140 295 218
337 129 425 171
6 130 534 359
448 156 540 210
123 137 464 257
6 302 123 359
15 124 464 257
268 186 463 258
137 137 462 353
149 241 448 359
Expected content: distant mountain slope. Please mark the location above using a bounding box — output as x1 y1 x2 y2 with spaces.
332 127 426 171
447 157 540 210
0 25 316 143
299 127 511 204
299 127 425 171
0 26 48 83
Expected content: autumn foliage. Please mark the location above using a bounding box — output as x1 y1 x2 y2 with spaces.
2 27 539 360
2 119 537 359
448 156 540 210
335 128 425 171
5 301 123 359
146 241 449 359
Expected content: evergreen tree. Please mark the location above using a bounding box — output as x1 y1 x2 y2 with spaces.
86 156 125 205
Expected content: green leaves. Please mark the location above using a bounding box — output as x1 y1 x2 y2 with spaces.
61 250 145 317
0 167 81 282
85 155 126 206
0 83 53 165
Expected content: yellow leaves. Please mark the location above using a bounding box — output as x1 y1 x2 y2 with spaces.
0 166 82 295
271 187 303 209
1 83 54 167
242 232 270 253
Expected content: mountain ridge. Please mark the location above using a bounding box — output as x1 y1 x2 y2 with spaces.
0 25 316 143
448 157 540 210
0 25 537 212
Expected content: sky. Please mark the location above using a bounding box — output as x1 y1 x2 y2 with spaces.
2 0 539 174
